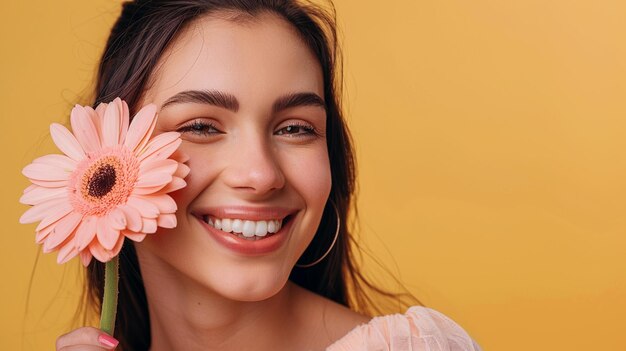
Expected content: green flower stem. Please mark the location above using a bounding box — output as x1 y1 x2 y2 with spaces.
100 255 119 335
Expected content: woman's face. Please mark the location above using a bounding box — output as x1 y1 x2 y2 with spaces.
135 13 331 301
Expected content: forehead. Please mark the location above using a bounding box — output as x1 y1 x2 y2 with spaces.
143 12 324 108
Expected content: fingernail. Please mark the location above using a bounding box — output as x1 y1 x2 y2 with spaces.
98 334 119 348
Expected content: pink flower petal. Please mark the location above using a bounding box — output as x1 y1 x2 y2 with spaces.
120 100 130 144
89 235 125 263
125 104 158 152
119 205 143 232
97 216 120 250
138 159 179 177
134 158 184 193
174 163 190 179
20 186 67 206
127 195 159 218
42 211 82 253
102 98 122 146
170 150 190 163
156 177 187 194
123 230 147 242
135 173 173 189
157 214 177 228
137 132 181 162
95 102 108 119
35 225 55 244
79 250 93 267
76 216 97 251
20 197 68 224
35 201 73 231
22 162 71 181
33 154 76 169
29 179 68 188
108 207 127 230
142 218 157 233
50 123 86 161
137 132 179 153
141 139 183 165
89 241 113 262
57 239 80 264
132 184 168 195
70 105 102 154
89 104 104 136
138 194 177 213
23 184 38 194
109 235 125 258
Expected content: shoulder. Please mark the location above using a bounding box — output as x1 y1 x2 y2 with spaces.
327 306 482 351
289 282 371 348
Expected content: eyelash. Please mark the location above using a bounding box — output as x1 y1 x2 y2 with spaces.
275 122 320 137
177 120 221 136
177 120 321 138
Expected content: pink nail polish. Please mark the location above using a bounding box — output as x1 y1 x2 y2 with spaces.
98 334 119 348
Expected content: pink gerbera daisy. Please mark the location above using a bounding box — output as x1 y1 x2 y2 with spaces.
19 98 189 266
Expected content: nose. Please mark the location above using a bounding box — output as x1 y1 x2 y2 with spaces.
222 131 286 196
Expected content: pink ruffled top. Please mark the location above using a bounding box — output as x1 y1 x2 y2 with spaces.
327 306 482 351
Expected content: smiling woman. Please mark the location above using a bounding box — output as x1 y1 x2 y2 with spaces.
51 1 482 350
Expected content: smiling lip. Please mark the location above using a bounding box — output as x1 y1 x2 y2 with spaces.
193 206 297 255
194 206 297 221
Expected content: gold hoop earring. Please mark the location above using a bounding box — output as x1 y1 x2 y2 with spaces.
295 199 340 268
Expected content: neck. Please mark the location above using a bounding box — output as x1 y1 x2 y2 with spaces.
136 249 300 351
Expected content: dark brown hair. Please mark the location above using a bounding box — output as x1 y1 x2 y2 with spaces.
81 1 420 350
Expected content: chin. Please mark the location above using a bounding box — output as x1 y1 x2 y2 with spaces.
205 264 291 302
138 227 301 302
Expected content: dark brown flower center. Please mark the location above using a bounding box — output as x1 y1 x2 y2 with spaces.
87 164 117 198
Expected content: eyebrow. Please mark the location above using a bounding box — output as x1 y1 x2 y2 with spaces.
161 90 326 113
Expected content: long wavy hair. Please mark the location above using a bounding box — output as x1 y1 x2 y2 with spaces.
79 1 420 350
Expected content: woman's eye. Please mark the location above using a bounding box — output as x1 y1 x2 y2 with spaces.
275 123 319 138
177 120 221 136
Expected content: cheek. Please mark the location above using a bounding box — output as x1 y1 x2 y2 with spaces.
168 150 221 209
282 147 332 207
136 151 219 260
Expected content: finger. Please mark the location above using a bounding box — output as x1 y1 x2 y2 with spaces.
59 345 113 351
56 327 119 350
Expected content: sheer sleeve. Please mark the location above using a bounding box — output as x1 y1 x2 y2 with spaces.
327 306 482 351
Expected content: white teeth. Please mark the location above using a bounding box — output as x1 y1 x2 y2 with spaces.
221 218 232 232
242 220 255 237
255 221 268 237
203 216 284 238
232 219 243 232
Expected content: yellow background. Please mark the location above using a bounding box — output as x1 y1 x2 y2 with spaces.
1 1 625 350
